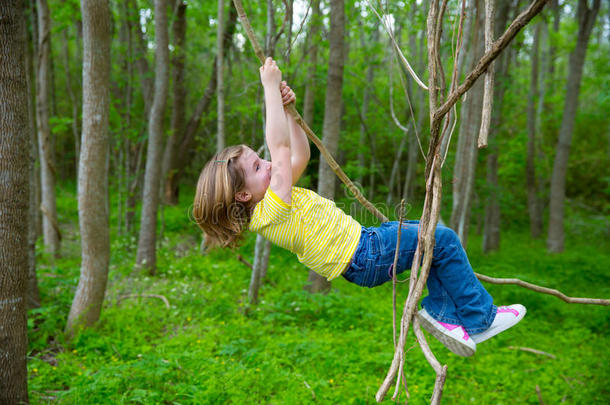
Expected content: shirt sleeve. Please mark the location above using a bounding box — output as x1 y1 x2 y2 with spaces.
250 187 291 227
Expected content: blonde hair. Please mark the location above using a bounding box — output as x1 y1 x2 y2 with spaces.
193 145 251 248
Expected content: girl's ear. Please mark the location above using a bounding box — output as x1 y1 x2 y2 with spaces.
235 190 251 203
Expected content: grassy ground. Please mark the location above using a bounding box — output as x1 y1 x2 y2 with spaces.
27 185 610 404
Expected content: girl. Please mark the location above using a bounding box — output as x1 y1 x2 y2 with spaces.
193 58 525 357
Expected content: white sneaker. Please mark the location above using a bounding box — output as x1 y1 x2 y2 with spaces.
417 308 476 357
470 304 526 344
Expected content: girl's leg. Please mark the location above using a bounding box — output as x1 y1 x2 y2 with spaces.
346 221 495 334
421 224 496 334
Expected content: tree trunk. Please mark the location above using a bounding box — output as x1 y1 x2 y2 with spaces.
482 0 512 253
387 136 406 207
136 0 170 273
547 0 600 253
217 0 226 152
160 1 186 205
526 21 543 238
308 0 345 294
0 2 30 401
303 0 320 127
356 21 377 187
450 0 485 247
62 28 80 177
249 0 278 304
25 8 41 309
163 5 237 204
65 0 111 336
36 0 60 256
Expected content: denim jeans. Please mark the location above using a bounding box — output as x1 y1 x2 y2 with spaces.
342 221 496 334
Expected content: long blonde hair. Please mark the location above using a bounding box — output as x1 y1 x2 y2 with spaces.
192 145 251 248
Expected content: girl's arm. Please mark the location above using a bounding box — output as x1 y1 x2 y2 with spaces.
280 82 310 185
261 58 292 204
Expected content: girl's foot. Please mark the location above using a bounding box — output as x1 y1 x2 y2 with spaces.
417 308 476 357
470 304 526 344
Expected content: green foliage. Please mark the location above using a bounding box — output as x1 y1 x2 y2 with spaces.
27 187 610 404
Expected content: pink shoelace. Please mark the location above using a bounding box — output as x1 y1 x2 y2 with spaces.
498 306 519 316
438 321 470 341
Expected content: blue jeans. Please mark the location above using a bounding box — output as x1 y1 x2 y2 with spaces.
342 221 496 334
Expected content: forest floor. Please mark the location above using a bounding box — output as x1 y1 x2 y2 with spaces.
27 184 610 404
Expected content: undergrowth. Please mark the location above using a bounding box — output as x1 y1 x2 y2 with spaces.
27 185 610 404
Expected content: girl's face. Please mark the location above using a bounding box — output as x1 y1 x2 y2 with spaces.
235 146 272 205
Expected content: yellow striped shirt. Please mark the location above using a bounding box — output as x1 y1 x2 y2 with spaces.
248 187 362 280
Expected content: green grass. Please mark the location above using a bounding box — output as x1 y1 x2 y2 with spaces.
27 186 610 404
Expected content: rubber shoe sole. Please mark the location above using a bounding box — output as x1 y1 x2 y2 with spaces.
417 308 476 357
470 304 526 344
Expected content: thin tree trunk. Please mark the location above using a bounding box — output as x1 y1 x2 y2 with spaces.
303 0 320 127
403 13 427 203
160 0 186 205
217 0 226 152
0 2 30 401
164 5 237 203
249 0 277 304
36 0 60 256
65 0 111 336
387 136 407 206
62 29 80 177
482 0 511 253
26 9 41 309
356 21 377 187
547 0 600 253
526 21 543 238
136 0 170 273
309 0 345 294
451 0 485 247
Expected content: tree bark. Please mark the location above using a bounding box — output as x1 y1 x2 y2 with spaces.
65 0 111 337
451 0 485 247
163 4 237 203
302 0 320 127
136 0 170 273
547 0 600 253
308 0 345 294
217 0 226 152
160 1 186 205
482 0 512 253
356 20 378 187
36 0 60 256
0 1 30 401
526 21 543 238
62 28 81 177
249 0 277 303
25 7 41 309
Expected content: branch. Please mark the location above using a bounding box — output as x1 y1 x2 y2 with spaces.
434 0 549 121
478 0 496 148
508 346 557 359
366 0 429 90
474 273 610 306
231 0 388 223
117 294 171 309
413 317 447 404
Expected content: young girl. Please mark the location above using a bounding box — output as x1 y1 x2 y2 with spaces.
193 57 525 357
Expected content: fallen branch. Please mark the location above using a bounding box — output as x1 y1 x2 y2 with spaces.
536 384 545 405
508 346 557 359
474 272 610 306
237 254 253 269
117 294 170 309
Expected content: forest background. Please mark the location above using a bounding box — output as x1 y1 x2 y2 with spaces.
1 0 609 403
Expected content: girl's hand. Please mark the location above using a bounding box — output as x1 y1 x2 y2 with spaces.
280 81 296 106
259 57 282 89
